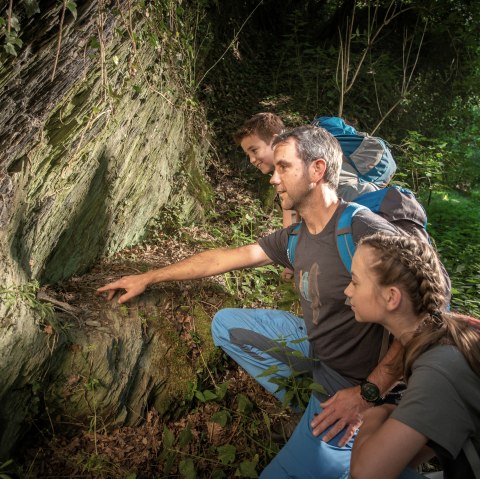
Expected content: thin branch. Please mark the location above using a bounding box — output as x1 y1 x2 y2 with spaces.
7 0 13 33
97 0 108 101
406 20 428 90
371 20 427 135
194 0 264 91
343 0 417 97
51 0 67 81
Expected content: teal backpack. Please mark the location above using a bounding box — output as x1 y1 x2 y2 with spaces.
312 116 397 190
287 185 428 273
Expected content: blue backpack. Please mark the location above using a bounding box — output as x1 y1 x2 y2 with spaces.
312 116 397 189
287 186 428 273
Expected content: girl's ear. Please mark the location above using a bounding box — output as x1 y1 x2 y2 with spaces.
384 286 403 312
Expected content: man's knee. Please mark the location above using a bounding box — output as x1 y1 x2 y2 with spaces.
211 308 237 345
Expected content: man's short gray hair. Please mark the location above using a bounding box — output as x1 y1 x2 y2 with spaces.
272 125 342 190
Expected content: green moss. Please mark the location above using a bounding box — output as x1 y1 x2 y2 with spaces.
186 145 214 211
191 304 216 362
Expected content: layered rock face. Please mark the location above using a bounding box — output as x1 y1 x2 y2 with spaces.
0 0 214 458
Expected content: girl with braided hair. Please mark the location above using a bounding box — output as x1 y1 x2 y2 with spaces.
345 232 480 479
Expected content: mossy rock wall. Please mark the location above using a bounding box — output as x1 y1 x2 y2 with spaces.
0 0 215 459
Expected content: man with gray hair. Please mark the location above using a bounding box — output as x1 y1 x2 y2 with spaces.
98 125 401 478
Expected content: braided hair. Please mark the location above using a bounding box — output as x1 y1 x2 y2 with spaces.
359 233 480 379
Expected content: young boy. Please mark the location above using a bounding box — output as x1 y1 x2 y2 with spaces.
234 112 381 227
233 113 297 227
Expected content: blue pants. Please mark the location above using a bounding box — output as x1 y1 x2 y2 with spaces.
212 308 430 479
212 308 352 478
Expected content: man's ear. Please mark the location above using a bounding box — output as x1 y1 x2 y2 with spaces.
384 286 402 312
310 158 327 182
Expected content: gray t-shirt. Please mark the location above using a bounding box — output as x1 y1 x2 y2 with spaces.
391 345 480 479
258 201 398 385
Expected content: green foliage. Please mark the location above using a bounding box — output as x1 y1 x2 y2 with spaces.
159 401 266 478
424 190 480 316
66 1 78 20
257 337 323 411
0 459 15 479
0 280 54 322
395 131 448 192
440 95 480 190
203 199 294 308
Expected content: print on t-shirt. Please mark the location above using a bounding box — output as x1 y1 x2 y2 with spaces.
299 263 322 325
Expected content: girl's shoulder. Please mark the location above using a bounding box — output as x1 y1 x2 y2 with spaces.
413 344 474 382
415 343 463 364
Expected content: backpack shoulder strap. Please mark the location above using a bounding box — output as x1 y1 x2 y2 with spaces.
336 203 369 273
287 222 302 265
337 203 392 362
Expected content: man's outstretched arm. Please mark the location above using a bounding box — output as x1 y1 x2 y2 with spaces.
97 243 272 304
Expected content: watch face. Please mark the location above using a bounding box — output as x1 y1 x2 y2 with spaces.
361 382 380 402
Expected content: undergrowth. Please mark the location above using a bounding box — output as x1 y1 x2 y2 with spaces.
423 189 480 316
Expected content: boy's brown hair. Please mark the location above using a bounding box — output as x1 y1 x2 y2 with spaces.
233 112 285 145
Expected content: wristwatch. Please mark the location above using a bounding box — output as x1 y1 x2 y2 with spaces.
360 381 383 405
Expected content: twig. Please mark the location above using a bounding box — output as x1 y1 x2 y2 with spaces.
97 0 108 101
194 0 264 91
51 0 67 81
7 0 13 34
371 19 427 134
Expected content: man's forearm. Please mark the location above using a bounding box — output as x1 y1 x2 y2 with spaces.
97 243 273 303
144 244 271 285
365 338 403 395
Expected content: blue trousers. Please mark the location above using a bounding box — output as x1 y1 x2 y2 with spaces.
212 308 352 478
211 308 429 479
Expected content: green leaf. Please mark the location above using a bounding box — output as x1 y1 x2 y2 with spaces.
163 452 176 475
89 37 100 49
24 0 40 17
235 458 258 478
179 458 196 479
290 350 306 358
211 410 230 427
162 426 175 448
290 337 308 344
215 381 229 400
283 390 294 406
195 390 205 402
203 389 217 401
211 469 227 479
217 444 236 465
10 15 20 31
309 383 328 395
4 43 17 56
178 427 193 448
236 394 253 413
256 365 279 378
66 1 78 20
